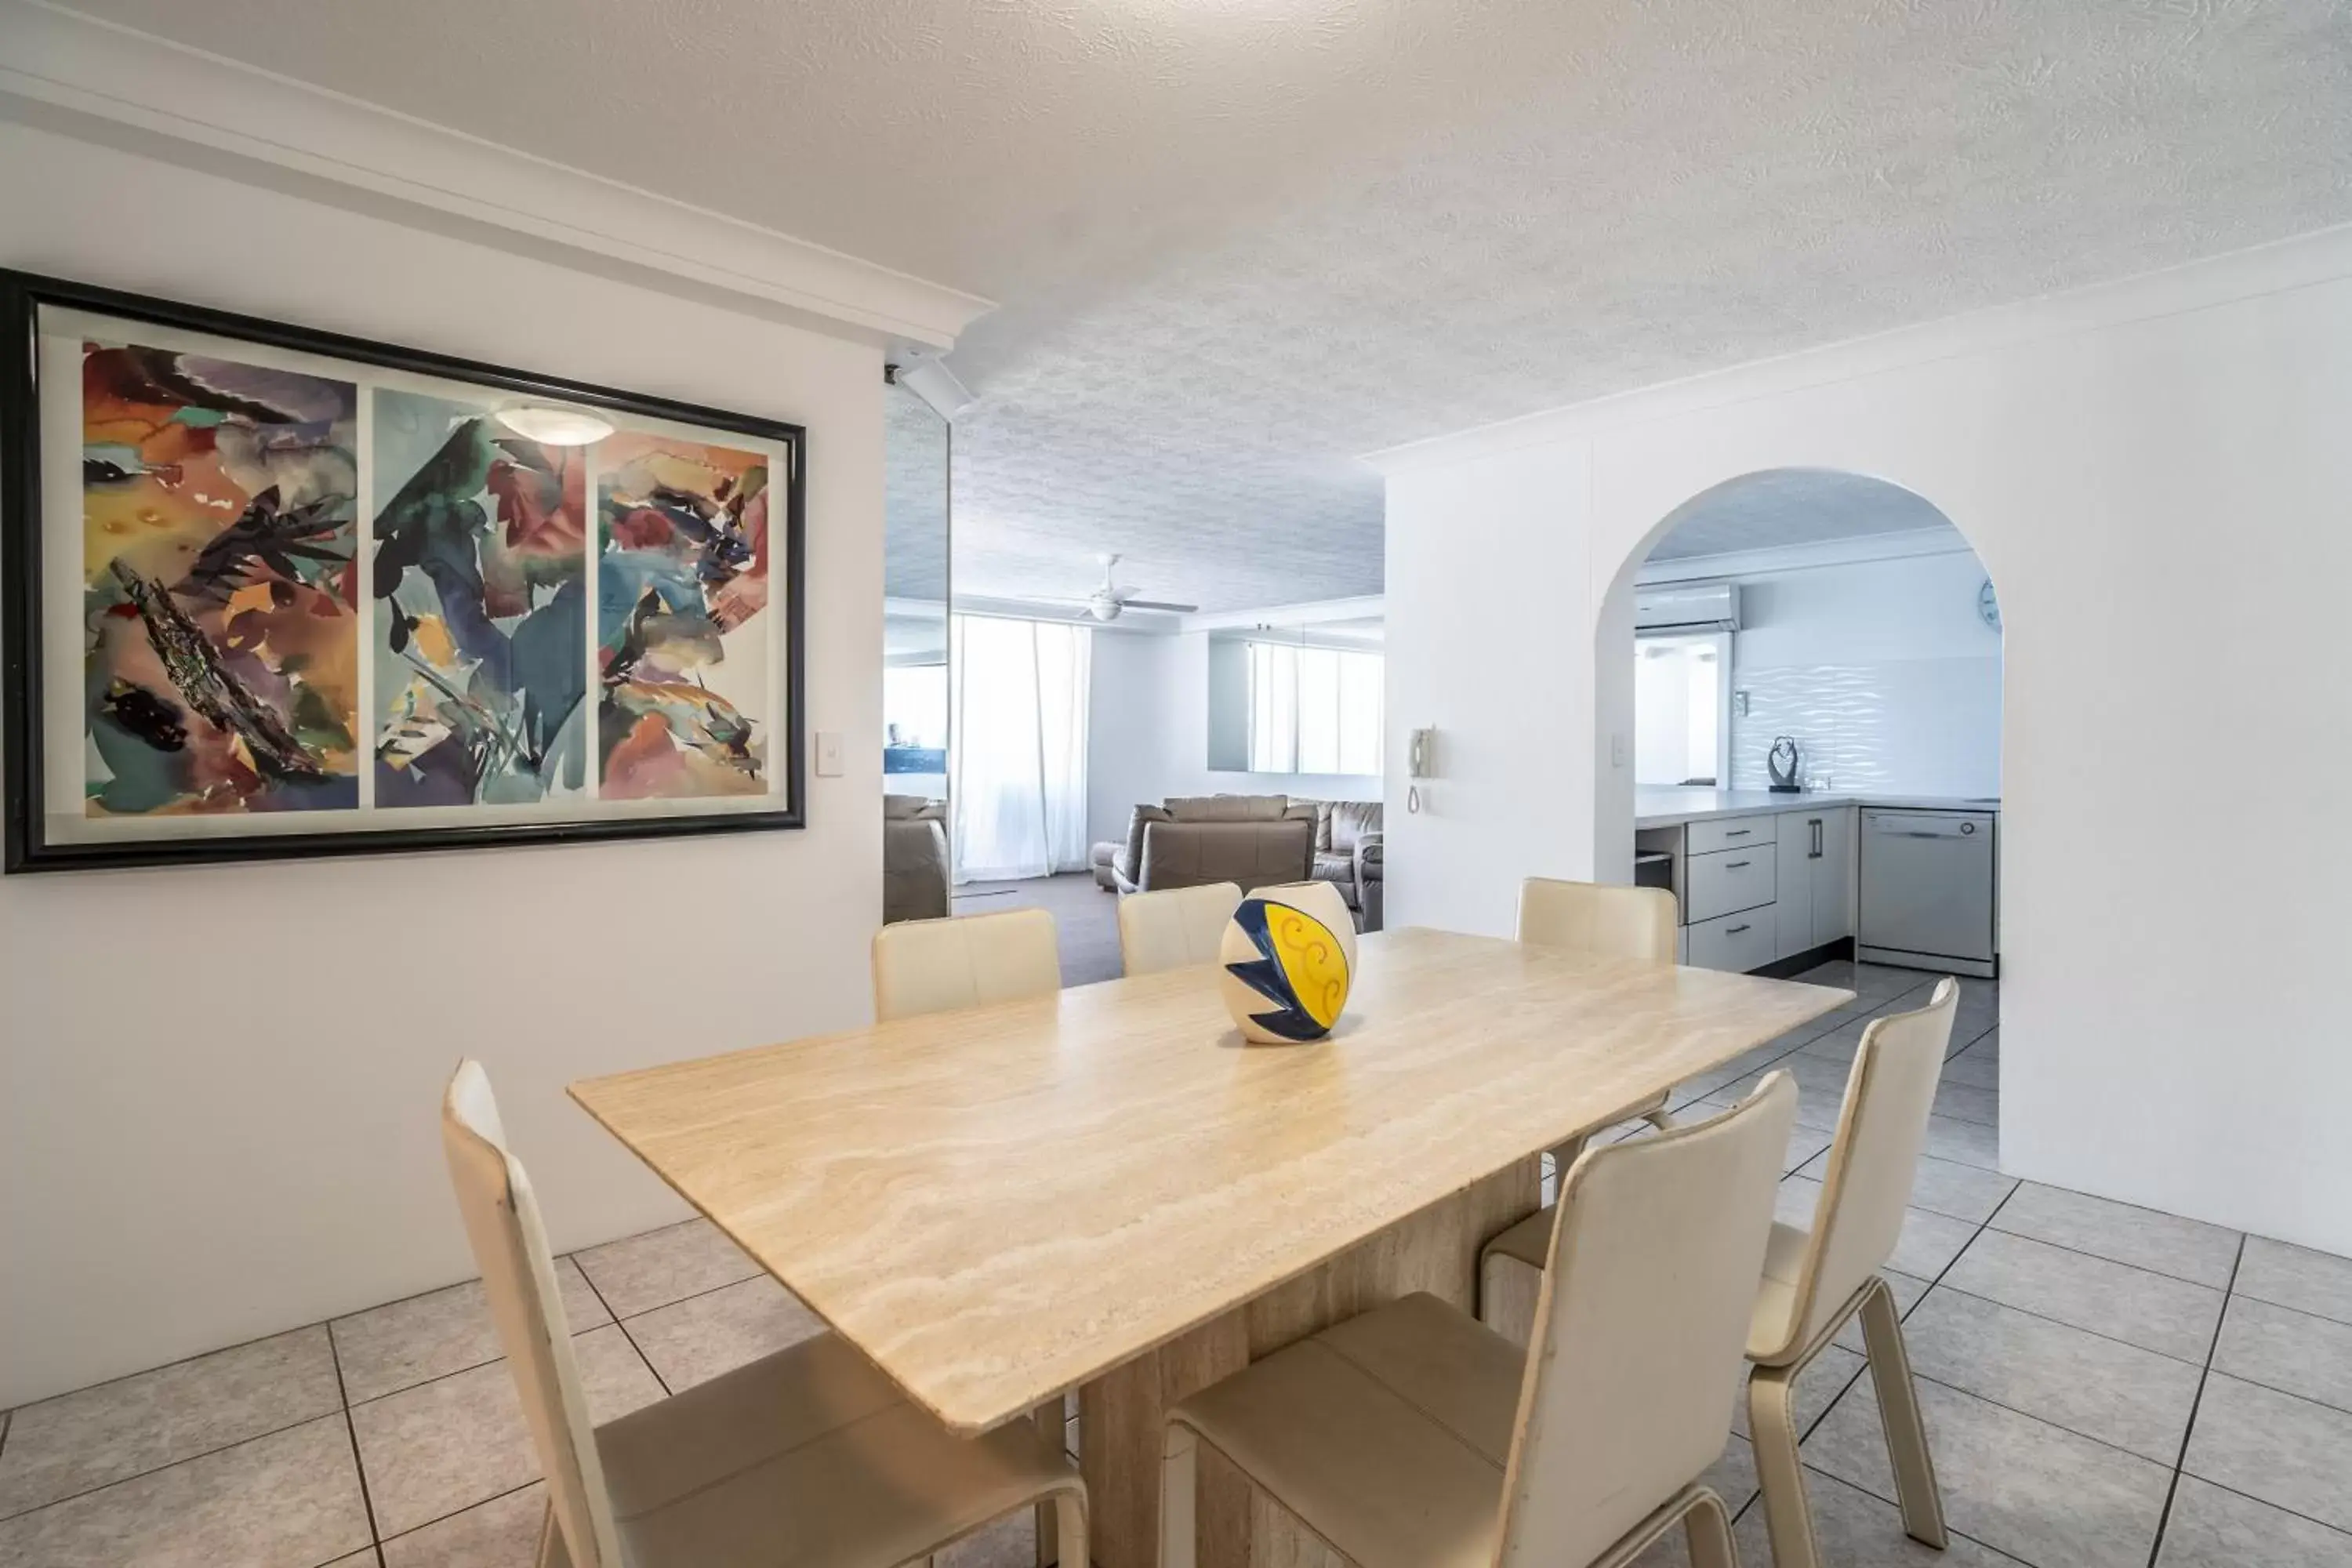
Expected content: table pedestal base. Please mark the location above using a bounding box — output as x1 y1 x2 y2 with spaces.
1077 1155 1541 1568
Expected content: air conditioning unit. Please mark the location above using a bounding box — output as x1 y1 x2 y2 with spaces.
1635 581 1740 633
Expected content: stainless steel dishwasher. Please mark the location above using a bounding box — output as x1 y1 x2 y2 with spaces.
1857 809 1998 978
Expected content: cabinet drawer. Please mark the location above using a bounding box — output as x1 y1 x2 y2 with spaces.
1687 906 1777 973
1686 842 1777 923
1687 815 1775 856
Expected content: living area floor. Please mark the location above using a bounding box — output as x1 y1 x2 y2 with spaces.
952 871 1124 986
2 961 2347 1568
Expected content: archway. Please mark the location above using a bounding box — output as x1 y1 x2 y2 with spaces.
1595 468 2004 987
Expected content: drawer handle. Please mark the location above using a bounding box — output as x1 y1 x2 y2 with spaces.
1726 924 1751 935
1724 829 1752 837
1724 860 1751 869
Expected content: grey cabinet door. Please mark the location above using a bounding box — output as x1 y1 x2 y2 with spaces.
1812 807 1855 947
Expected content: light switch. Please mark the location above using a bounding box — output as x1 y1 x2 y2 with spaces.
815 731 844 777
1610 732 1628 769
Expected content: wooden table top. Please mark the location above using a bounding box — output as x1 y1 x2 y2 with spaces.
569 927 1849 1432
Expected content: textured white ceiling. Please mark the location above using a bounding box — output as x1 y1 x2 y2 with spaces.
64 0 2352 609
1646 470 1955 561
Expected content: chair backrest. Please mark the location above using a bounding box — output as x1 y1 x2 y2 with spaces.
441 1062 619 1568
1764 977 1958 1359
872 907 1062 1022
1516 878 1678 966
1495 1074 1797 1568
1247 879 1356 943
1118 882 1243 976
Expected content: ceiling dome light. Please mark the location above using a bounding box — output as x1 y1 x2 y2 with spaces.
495 404 615 446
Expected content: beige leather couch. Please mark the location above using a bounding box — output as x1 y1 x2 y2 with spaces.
1310 798 1385 933
883 794 949 924
1098 796 1317 896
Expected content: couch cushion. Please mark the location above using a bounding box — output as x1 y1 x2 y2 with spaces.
1325 799 1382 852
1123 804 1172 880
1165 794 1289 822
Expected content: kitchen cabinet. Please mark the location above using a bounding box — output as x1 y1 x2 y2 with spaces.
1687 907 1777 973
1775 805 1855 958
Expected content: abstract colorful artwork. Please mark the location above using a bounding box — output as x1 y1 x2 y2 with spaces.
5 272 804 871
372 390 589 807
596 432 771 799
80 339 361 817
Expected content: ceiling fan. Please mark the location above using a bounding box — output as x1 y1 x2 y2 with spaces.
1040 554 1198 622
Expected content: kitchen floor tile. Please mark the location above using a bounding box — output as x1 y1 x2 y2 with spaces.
1732 1345 1865 1442
572 1218 761 1319
2183 1373 2352 1532
1931 1081 2000 1127
379 1481 546 1568
350 1323 662 1537
2237 1236 2352 1327
623 1275 826 1392
1797 1018 1871 1065
2155 1475 2352 1566
333 1261 612 1405
0 1325 343 1520
1940 1044 2001 1091
1991 1183 2241 1290
2214 1294 2352 1414
0 1414 370 1568
1942 1229 2223 1363
938 1509 1035 1568
1791 1148 2018 1227
1921 1113 2002 1171
1898 1287 2205 1462
1735 1467 2029 1567
1804 1368 2171 1568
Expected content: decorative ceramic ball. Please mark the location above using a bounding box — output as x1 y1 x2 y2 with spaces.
1218 887 1357 1043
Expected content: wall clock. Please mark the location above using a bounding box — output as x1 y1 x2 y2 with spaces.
1977 578 2002 633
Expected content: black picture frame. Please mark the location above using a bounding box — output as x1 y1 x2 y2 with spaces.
2 268 808 873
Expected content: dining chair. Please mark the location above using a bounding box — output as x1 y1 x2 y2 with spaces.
870 906 1061 1023
440 1060 1087 1568
1744 977 1957 1568
1160 1075 1798 1568
1116 881 1243 976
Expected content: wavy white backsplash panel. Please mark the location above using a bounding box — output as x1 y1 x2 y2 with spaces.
1730 657 2002 797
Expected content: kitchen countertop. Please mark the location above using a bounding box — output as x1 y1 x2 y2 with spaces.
1635 786 2000 829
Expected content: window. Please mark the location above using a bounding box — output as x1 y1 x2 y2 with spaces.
1247 641 1384 775
1634 632 1729 787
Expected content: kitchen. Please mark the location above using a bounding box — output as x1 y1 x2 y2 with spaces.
1629 470 2003 980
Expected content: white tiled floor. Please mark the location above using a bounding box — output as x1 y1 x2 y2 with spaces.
4 960 2350 1567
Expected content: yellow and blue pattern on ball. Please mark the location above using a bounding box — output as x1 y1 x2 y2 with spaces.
1220 895 1352 1042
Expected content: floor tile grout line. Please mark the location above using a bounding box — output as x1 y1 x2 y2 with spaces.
1976 1219 2238 1293
572 1256 675 1400
2145 1232 2247 1568
1922 1280 2214 1371
2230 1283 2352 1334
0 1406 352 1527
0 1318 338 1426
2184 1472 2352 1542
325 1318 387 1552
1782 1461 2043 1566
375 1475 544 1551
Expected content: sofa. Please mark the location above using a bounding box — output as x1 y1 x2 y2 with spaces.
883 794 950 924
1312 798 1385 933
1088 794 1383 931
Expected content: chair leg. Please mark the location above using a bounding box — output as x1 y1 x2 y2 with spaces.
1051 1483 1089 1568
1858 1276 1948 1548
1748 1362 1820 1568
1682 1486 1736 1568
1033 1399 1064 1566
1544 1134 1590 1186
1160 1422 1200 1568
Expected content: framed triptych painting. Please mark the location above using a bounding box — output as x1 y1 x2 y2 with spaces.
1 270 806 871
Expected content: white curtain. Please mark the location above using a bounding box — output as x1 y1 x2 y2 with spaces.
949 615 1092 883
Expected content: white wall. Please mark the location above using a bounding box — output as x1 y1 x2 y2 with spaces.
1716 550 2002 795
1087 631 1379 849
1381 227 2352 1258
0 124 887 1406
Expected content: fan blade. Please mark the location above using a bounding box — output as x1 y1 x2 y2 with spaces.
1120 598 1198 612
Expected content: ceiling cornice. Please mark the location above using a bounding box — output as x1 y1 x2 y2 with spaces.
0 0 996 349
1637 526 1972 586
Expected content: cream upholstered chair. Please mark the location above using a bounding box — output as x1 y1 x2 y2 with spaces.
1116 881 1243 976
1161 1076 1798 1568
1746 978 1958 1568
1517 877 1678 963
440 1061 1087 1568
871 907 1061 1023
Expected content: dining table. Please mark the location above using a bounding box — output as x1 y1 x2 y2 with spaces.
569 925 1850 1568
